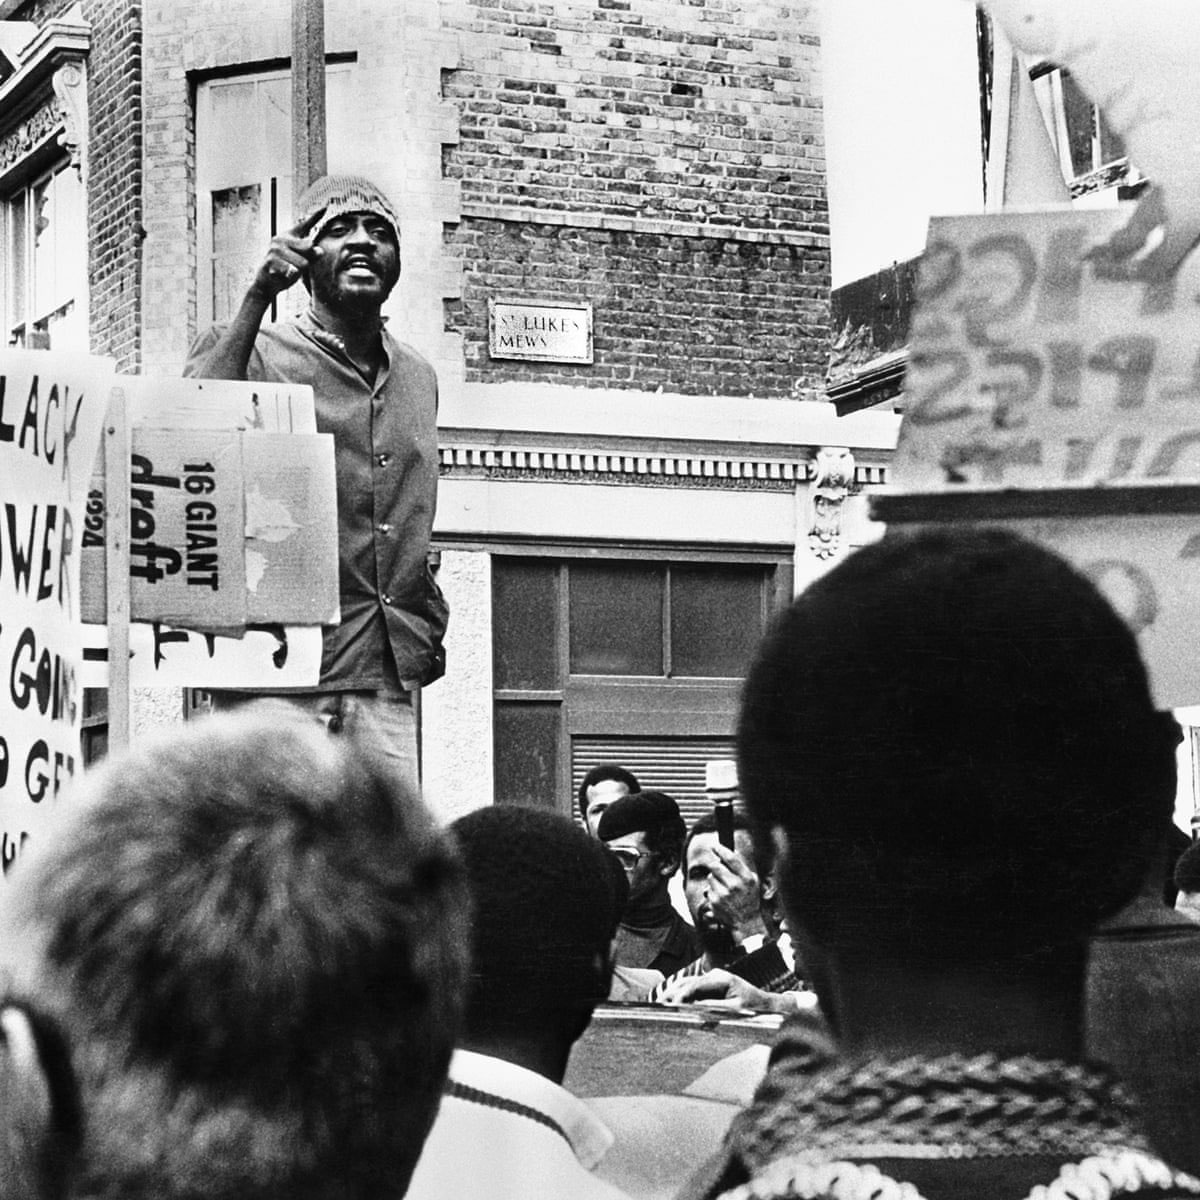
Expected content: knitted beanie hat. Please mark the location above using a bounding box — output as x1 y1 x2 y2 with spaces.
294 174 400 243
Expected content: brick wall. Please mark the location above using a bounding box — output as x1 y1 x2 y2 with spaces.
15 0 144 371
86 0 144 371
138 0 461 380
442 0 829 399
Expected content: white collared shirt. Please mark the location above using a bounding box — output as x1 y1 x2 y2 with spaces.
406 1049 631 1200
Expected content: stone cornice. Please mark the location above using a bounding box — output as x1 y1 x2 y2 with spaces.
438 441 889 492
0 94 58 174
0 12 90 176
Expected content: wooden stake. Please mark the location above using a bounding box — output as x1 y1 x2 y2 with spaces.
104 387 131 751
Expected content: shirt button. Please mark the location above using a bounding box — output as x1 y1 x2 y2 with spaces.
376 453 390 468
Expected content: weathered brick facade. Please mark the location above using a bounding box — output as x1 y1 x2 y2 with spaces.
12 0 144 371
442 0 828 398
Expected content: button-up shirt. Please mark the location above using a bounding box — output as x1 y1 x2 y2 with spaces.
185 311 447 690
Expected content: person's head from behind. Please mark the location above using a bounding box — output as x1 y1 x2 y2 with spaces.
738 529 1178 1003
450 805 627 1080
0 702 471 1200
597 790 686 912
577 763 641 836
684 811 757 956
1173 839 1200 922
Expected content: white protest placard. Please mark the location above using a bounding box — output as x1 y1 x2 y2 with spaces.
894 208 1200 491
127 374 317 434
881 208 1200 707
1007 511 1200 709
80 621 324 689
0 350 113 877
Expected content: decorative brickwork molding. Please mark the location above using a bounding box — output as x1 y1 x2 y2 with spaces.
459 200 828 248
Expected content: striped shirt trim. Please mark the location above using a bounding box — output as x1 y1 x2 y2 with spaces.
446 1079 571 1147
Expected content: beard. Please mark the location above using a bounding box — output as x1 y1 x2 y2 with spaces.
697 922 738 962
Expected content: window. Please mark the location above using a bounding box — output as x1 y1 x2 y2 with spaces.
1030 64 1138 199
195 63 356 325
1 160 87 350
492 554 790 814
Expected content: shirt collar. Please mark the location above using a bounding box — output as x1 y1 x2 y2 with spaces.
447 1048 614 1170
297 307 392 387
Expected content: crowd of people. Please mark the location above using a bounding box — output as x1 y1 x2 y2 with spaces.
17 125 1199 1193
7 526 1200 1199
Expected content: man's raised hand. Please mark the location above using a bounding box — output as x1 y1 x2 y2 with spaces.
251 208 326 301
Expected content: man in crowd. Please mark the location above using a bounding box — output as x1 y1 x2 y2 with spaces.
597 790 701 977
650 812 801 1004
407 805 630 1200
0 703 471 1200
686 529 1197 1199
1088 819 1200 1174
578 762 641 837
186 174 447 781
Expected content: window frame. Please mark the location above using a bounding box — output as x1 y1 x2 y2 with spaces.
1 154 88 351
193 57 357 327
490 545 793 813
1028 61 1140 201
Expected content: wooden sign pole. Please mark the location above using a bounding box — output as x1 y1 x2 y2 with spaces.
104 387 131 751
292 0 327 202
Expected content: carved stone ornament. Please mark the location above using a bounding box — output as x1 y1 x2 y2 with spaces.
806 446 856 560
0 97 60 174
52 58 86 174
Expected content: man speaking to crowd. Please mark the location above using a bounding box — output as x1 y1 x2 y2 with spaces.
185 174 447 780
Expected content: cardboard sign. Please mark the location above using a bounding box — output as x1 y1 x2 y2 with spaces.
894 208 1200 491
882 208 1200 707
127 428 246 629
0 350 113 877
242 434 340 624
82 430 338 631
126 374 317 434
79 377 337 688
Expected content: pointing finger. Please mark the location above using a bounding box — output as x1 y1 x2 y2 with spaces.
291 206 327 241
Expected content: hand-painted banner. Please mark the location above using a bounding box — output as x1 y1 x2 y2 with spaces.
79 621 323 689
886 207 1200 706
895 207 1200 491
0 350 113 878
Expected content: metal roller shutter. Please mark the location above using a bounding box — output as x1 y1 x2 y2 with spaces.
572 735 739 832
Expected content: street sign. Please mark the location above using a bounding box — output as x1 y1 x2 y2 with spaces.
488 299 593 363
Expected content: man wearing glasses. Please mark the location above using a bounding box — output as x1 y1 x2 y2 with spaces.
598 791 700 979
